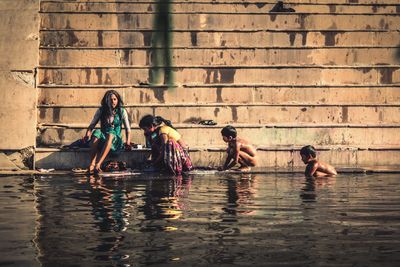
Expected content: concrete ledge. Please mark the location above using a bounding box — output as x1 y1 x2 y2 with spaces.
37 84 400 88
0 153 20 171
38 0 400 5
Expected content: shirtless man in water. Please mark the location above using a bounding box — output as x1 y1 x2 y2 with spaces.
300 145 337 177
219 125 257 172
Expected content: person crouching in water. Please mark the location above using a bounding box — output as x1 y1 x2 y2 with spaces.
300 145 337 177
219 125 257 172
84 90 131 174
139 115 193 175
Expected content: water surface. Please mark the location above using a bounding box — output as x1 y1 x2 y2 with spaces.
1 173 400 266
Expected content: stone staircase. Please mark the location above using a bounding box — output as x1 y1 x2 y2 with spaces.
36 0 400 170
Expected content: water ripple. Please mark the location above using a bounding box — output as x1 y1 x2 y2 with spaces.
1 173 400 266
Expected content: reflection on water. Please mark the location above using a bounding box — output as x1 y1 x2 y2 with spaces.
300 176 336 202
1 173 400 266
0 176 37 267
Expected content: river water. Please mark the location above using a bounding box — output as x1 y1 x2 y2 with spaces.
0 173 399 266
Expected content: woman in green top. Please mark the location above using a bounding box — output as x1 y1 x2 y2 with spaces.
85 90 131 174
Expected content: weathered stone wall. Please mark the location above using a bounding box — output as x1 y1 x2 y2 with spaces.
0 0 39 150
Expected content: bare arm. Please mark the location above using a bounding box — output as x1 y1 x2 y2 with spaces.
125 131 131 145
153 133 168 165
85 109 101 139
233 141 241 164
121 108 131 144
305 161 319 177
224 142 240 170
178 139 188 150
222 153 233 170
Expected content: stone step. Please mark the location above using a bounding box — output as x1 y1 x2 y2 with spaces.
37 86 400 105
34 145 400 170
40 13 400 31
38 0 400 4
39 47 400 67
37 123 400 147
37 104 400 124
37 66 400 86
39 30 400 48
40 1 400 14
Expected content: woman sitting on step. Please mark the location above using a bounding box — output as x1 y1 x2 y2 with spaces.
139 115 193 175
85 90 131 174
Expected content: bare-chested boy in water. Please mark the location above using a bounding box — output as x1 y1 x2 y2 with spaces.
300 145 337 177
219 125 257 172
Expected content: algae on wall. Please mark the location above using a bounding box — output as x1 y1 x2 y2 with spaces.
149 0 174 87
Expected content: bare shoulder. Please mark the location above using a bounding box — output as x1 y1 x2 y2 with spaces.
237 138 257 156
237 138 253 150
317 160 337 175
237 137 250 145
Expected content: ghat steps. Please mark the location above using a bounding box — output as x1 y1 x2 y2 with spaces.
36 0 400 169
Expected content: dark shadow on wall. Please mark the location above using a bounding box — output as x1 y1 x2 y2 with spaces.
396 45 400 63
149 0 174 87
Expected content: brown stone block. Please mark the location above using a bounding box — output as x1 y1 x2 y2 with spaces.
252 86 400 105
0 72 37 149
40 13 150 30
39 49 148 66
355 149 400 166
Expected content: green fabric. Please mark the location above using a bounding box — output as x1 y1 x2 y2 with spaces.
92 109 124 152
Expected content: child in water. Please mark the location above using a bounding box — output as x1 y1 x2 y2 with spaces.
300 145 337 177
219 125 257 172
139 115 193 175
85 90 131 174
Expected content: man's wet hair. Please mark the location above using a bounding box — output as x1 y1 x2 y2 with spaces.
300 145 317 158
221 125 237 138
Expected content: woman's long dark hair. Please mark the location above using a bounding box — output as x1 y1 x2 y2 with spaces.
139 115 175 130
100 90 123 128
